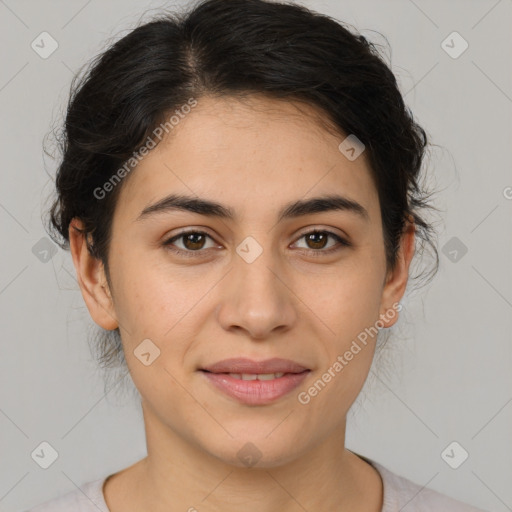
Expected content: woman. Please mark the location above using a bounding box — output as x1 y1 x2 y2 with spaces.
29 0 487 510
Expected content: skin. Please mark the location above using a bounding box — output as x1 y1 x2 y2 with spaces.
69 94 415 512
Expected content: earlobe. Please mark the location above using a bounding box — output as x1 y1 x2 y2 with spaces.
68 219 119 331
379 218 416 328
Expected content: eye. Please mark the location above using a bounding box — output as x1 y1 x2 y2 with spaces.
292 229 351 256
162 228 351 259
163 230 219 258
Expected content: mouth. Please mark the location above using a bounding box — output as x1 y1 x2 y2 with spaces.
199 358 311 405
200 357 310 375
201 371 296 380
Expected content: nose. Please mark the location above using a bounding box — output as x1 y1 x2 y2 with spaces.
215 248 298 340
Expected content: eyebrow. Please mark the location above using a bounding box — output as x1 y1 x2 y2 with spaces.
136 193 370 224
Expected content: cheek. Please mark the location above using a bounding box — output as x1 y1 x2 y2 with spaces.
111 265 213 380
303 265 383 341
301 264 383 402
109 255 185 335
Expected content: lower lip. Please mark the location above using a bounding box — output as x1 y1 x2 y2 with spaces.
200 371 310 405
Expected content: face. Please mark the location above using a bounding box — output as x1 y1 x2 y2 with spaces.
71 94 414 468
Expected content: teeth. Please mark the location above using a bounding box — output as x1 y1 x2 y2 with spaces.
227 372 285 380
257 372 283 380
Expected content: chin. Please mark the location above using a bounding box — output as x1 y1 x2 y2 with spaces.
202 431 307 470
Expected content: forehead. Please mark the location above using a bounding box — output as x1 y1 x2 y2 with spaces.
115 94 379 226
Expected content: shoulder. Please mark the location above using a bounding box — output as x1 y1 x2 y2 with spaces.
25 477 110 512
368 459 488 512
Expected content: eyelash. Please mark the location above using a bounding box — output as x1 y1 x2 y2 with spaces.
162 229 351 258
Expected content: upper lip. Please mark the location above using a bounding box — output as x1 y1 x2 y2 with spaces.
201 357 309 374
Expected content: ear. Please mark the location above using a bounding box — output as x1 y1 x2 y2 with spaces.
378 216 416 328
68 218 118 330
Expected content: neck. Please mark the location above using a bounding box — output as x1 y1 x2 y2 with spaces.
114 401 383 512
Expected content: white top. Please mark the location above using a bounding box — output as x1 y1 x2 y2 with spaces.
25 456 488 511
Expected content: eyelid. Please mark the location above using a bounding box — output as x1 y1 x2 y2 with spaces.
290 229 351 255
164 228 220 252
294 225 350 242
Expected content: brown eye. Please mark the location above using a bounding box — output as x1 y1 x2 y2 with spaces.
163 230 218 257
181 232 207 250
305 232 329 250
292 229 351 255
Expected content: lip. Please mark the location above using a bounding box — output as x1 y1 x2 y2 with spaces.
201 371 310 405
201 357 309 374
199 358 310 405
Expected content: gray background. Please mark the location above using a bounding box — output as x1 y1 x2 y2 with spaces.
1 0 511 510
